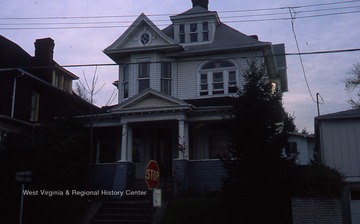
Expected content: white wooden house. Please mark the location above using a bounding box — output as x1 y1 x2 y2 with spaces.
286 132 314 165
87 0 288 195
315 108 360 224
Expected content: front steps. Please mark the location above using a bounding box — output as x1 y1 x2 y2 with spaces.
90 200 153 224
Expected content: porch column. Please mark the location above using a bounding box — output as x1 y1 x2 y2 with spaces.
120 123 128 161
178 119 189 159
127 126 133 162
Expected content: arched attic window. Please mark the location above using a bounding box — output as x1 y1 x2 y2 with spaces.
199 60 238 96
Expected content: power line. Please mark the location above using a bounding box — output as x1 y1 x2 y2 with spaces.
289 7 317 104
1 47 359 70
0 1 359 30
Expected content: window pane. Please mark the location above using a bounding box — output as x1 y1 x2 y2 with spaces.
200 73 207 83
161 79 171 95
213 83 223 90
213 72 223 82
138 79 149 92
203 32 209 41
123 65 129 82
179 24 185 33
229 71 236 81
123 83 129 98
190 33 198 42
161 62 172 78
139 63 149 78
200 84 208 91
202 22 208 31
180 34 185 43
190 23 197 32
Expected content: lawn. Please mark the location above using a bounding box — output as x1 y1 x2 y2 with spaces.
160 194 238 224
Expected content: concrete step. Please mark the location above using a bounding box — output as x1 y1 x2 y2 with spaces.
90 201 152 224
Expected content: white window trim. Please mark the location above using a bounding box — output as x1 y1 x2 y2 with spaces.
137 58 151 93
197 60 239 96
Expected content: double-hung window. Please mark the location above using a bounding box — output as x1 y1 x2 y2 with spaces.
200 73 208 96
30 92 40 122
202 22 209 42
179 24 185 43
122 65 129 99
190 23 198 42
138 62 150 93
161 62 172 95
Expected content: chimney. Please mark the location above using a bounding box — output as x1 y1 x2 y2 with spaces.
192 0 209 10
34 37 55 65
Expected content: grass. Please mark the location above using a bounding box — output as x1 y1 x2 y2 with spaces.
160 194 238 224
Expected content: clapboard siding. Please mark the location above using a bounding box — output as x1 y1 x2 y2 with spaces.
118 51 266 103
320 120 360 178
174 159 225 193
177 60 200 99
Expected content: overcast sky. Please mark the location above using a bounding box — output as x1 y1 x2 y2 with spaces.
1 0 360 133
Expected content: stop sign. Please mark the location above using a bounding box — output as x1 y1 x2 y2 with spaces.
145 160 160 190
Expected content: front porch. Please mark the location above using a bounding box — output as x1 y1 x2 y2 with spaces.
87 159 226 197
84 89 232 198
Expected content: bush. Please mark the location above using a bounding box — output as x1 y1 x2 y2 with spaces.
291 164 346 197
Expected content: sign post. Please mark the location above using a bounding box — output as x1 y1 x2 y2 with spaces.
145 160 161 207
15 171 32 224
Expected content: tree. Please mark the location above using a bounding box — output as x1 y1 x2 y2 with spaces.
222 59 296 223
344 62 360 108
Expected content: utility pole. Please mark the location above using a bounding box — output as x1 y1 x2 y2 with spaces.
316 93 320 116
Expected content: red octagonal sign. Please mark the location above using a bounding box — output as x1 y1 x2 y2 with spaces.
145 160 160 190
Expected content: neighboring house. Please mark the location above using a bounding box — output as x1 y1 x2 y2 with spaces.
85 0 288 195
0 35 99 137
286 132 314 165
315 108 360 224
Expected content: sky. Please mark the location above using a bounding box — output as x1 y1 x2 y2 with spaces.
1 0 360 133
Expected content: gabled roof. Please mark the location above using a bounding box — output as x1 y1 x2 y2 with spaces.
110 88 193 114
104 13 181 61
316 108 360 120
0 35 32 68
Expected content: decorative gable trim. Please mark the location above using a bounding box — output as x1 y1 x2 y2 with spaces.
110 88 194 114
104 13 178 52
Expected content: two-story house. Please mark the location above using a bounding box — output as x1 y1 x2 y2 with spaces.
0 35 99 138
86 0 288 195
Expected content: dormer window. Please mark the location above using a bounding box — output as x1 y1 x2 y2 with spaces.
190 23 198 42
179 24 185 43
202 22 209 41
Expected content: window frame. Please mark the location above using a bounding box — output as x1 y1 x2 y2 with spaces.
179 24 185 43
198 60 238 96
138 61 150 93
30 91 40 122
202 21 209 42
122 65 129 99
161 61 172 95
190 23 198 43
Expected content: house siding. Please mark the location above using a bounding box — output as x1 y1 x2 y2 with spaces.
320 120 360 178
174 159 225 193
